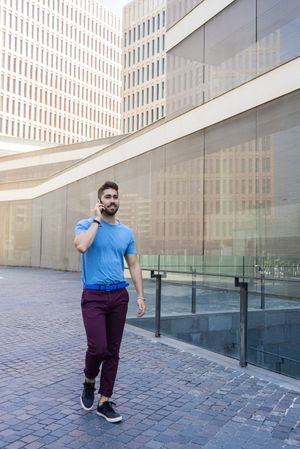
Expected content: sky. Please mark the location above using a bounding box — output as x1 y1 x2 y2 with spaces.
99 0 132 16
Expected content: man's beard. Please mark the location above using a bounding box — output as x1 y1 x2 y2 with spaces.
104 204 119 216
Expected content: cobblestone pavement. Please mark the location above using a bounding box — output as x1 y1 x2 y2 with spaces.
0 266 300 449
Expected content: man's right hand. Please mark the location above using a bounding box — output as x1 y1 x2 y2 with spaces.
94 200 104 219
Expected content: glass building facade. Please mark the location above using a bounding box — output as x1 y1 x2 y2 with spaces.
166 0 300 115
167 0 203 28
1 90 299 271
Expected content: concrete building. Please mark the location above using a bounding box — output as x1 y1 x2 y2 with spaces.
122 0 166 133
0 0 122 145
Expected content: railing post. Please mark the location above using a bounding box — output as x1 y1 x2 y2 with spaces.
260 272 265 309
151 270 166 338
155 273 162 337
190 266 196 314
256 265 265 309
235 277 248 368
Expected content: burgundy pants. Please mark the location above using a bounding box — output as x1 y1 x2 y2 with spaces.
81 288 129 397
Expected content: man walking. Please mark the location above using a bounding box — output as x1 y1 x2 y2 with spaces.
74 181 146 422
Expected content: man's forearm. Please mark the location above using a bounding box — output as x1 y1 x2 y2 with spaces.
74 222 99 253
129 263 144 297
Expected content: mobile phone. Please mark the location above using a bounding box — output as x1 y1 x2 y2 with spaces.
99 202 105 214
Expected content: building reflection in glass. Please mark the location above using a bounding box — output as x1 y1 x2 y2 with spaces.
166 0 300 117
0 92 299 267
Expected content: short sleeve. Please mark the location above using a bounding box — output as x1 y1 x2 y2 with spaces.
126 231 137 254
75 219 90 236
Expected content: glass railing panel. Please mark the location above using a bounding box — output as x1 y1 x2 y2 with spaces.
140 254 255 276
130 270 241 360
128 261 300 378
126 276 156 333
127 276 155 319
247 294 300 379
161 276 193 316
161 275 241 360
138 254 160 271
248 278 300 311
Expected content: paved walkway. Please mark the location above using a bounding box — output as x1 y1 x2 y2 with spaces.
0 266 300 449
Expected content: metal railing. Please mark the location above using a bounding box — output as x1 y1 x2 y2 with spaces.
138 266 300 372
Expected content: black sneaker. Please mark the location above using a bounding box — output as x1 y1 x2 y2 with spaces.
96 401 122 423
80 381 95 411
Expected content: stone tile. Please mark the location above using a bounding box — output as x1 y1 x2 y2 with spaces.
1 267 299 449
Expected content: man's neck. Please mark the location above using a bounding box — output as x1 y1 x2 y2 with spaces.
101 215 117 225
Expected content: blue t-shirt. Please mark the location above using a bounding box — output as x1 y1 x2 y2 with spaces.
75 218 136 285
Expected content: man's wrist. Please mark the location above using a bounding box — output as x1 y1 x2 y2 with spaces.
137 296 145 301
93 218 102 226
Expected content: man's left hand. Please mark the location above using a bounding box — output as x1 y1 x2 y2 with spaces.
136 298 146 317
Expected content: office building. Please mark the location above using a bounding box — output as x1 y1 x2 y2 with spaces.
0 0 122 145
122 0 166 133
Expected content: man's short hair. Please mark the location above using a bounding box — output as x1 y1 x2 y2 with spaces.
98 181 119 200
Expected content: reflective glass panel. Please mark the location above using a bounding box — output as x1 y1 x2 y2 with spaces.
204 0 256 101
166 28 204 117
257 0 300 74
167 0 203 29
